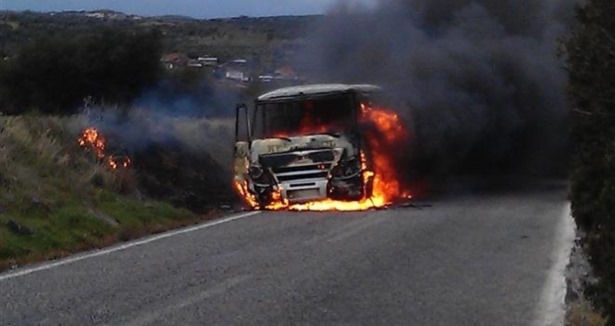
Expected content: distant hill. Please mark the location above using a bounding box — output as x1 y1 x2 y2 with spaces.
0 10 320 66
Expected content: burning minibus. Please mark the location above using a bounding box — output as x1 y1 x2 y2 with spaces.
233 84 410 211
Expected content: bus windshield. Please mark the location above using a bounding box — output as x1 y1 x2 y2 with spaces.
254 96 356 139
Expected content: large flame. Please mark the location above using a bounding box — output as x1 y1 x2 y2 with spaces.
235 103 411 211
360 103 410 202
78 127 132 170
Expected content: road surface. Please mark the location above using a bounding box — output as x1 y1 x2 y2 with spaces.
0 183 573 325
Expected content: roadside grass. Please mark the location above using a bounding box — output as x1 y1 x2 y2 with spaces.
166 115 234 168
0 114 220 272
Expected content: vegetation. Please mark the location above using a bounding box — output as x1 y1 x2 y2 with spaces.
0 11 317 72
0 115 208 271
0 11 286 269
0 27 163 114
0 11 316 116
565 0 615 323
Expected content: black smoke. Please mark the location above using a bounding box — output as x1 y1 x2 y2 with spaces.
300 0 577 178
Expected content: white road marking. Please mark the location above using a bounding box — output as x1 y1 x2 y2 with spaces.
532 204 576 326
0 211 261 282
123 274 252 326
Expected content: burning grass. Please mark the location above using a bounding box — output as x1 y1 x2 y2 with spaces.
78 127 132 170
0 114 219 272
75 109 236 209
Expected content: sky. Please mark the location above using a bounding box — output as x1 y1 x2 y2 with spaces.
0 0 349 18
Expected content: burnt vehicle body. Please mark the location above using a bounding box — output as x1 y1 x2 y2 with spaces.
234 84 380 208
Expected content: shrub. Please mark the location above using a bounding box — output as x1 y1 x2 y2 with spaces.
0 27 163 115
565 0 615 321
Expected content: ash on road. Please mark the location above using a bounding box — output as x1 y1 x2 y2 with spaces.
0 182 571 325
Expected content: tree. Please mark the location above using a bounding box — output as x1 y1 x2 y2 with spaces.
565 0 615 321
0 27 163 114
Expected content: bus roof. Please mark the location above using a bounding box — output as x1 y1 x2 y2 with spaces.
257 84 381 101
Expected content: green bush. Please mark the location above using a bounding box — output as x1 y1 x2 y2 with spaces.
0 27 163 115
565 0 615 322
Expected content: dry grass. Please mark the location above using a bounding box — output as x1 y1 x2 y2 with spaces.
568 301 608 326
0 114 222 272
170 116 234 169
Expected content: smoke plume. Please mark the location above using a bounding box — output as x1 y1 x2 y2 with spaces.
72 80 241 209
300 0 577 177
76 81 240 165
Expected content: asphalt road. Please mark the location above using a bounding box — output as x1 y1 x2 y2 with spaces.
0 182 572 325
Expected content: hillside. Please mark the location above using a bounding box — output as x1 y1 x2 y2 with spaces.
0 114 222 271
0 10 320 70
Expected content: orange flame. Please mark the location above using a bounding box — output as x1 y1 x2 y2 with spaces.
233 179 259 208
78 127 132 171
272 118 330 138
78 128 106 159
235 103 411 211
360 103 409 203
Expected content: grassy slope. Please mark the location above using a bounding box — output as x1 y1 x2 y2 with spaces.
0 115 205 271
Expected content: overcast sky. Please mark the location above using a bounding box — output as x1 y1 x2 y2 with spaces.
0 0 356 18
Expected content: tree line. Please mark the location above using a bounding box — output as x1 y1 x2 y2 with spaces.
565 0 615 321
0 27 163 114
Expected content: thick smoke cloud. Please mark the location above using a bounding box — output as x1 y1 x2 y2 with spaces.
75 80 240 164
301 0 577 176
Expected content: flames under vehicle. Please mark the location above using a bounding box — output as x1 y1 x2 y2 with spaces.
234 84 398 210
